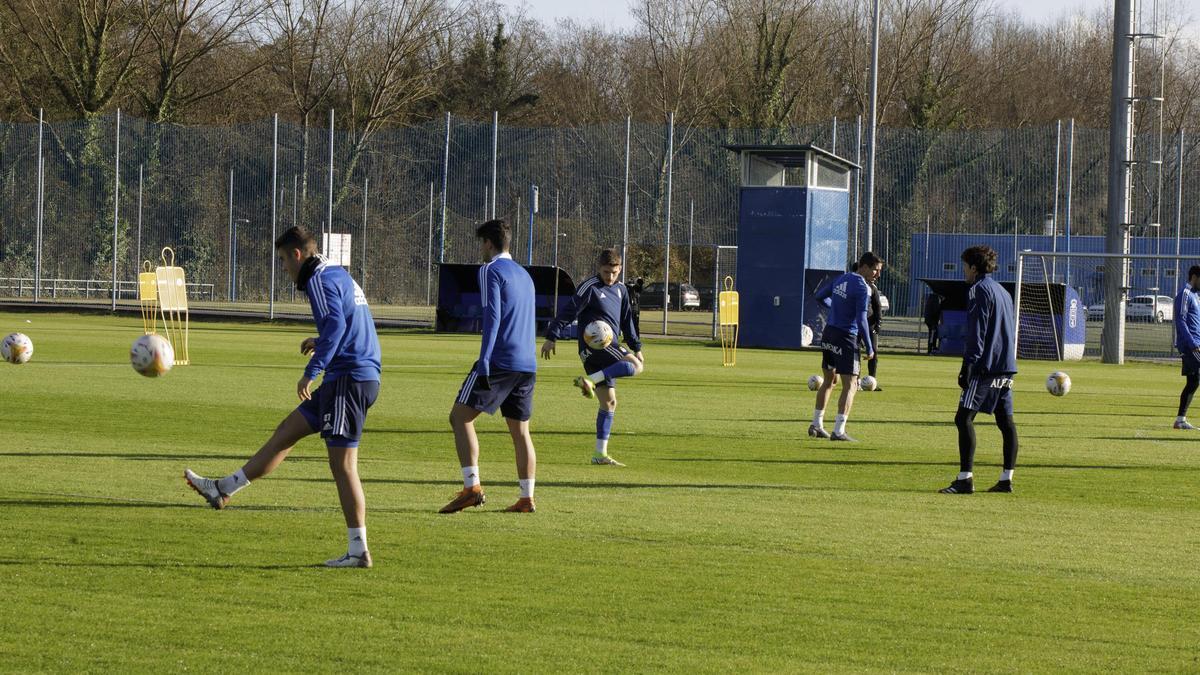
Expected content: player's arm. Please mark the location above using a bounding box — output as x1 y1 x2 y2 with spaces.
813 277 834 307
1176 293 1200 350
961 286 989 383
302 276 347 400
856 284 874 358
620 289 642 358
542 283 587 358
477 265 501 377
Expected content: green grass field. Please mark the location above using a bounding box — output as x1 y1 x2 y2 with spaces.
1 311 1197 672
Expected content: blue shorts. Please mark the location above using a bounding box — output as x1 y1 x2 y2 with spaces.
297 377 380 448
820 326 860 377
1182 351 1200 376
457 364 536 421
579 343 630 389
960 376 1014 416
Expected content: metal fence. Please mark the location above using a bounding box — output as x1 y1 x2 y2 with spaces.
0 112 1196 340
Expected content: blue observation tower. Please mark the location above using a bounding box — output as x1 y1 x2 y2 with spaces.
723 144 859 350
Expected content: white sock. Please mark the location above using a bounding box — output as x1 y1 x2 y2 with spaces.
812 409 825 428
217 469 250 496
1000 469 1014 481
833 414 847 435
957 471 973 481
588 371 606 384
519 478 534 498
347 527 367 556
595 438 609 456
1177 415 1187 424
462 465 480 488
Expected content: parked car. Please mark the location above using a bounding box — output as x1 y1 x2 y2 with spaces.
1087 303 1105 322
1126 294 1173 323
639 282 701 311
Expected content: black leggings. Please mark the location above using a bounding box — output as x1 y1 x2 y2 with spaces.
1180 373 1199 417
955 407 1019 473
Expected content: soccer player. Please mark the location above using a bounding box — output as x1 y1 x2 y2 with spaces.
542 248 644 466
940 245 1018 495
809 252 882 442
184 226 382 568
864 273 885 390
440 220 539 514
1172 265 1200 430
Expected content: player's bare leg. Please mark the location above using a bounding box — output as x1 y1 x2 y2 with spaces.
592 386 625 466
184 408 315 509
829 373 859 442
809 367 836 438
441 403 486 513
325 445 372 567
504 418 537 512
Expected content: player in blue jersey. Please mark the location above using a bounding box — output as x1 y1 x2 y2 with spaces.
940 245 1019 494
440 220 540 514
809 252 882 442
1172 265 1200 430
542 248 644 466
184 226 383 567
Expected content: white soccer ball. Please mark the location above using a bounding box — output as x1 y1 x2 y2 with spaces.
807 374 824 391
583 320 614 350
860 375 877 391
130 334 175 378
1046 371 1071 397
1 332 33 364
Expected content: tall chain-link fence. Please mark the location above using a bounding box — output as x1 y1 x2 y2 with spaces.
0 113 1196 341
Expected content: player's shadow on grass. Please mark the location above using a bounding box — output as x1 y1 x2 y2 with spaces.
0 451 327 462
666 457 1166 471
0 559 321 571
275 476 814 491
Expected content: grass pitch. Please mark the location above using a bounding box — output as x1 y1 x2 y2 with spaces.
0 311 1197 672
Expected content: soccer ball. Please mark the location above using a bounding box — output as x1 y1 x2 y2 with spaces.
583 320 614 350
1046 371 1071 397
1 332 33 364
860 375 878 391
130 334 175 378
807 374 824 391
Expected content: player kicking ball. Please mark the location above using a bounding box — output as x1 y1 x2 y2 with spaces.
184 226 382 567
542 248 644 466
1171 265 1200 430
440 220 539 514
940 245 1019 494
809 252 882 442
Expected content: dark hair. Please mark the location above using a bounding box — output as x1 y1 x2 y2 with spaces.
475 219 510 251
274 226 318 254
858 251 884 268
1189 265 1200 280
961 245 998 274
598 248 622 266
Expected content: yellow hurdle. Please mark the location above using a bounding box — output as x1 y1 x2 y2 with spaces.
718 275 739 366
155 247 190 365
138 261 159 336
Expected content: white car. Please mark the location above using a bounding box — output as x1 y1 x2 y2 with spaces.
1087 303 1105 321
1126 295 1173 323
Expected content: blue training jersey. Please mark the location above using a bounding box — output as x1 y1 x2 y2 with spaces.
814 271 873 355
304 259 382 382
963 274 1017 377
477 252 537 376
545 274 642 352
1174 284 1200 353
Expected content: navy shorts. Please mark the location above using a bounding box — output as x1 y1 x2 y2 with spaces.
1182 351 1200 376
456 364 536 421
297 377 380 448
579 343 630 389
960 376 1014 416
820 326 860 377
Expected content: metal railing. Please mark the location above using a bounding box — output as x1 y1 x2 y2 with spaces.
0 277 216 302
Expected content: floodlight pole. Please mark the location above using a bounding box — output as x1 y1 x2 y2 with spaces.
1052 120 1062 282
327 108 334 246
1065 118 1075 286
1176 131 1185 284
270 113 278 320
440 112 450 263
622 116 631 282
1102 0 1134 364
853 115 862 260
864 0 881 253
34 108 43 303
111 109 121 311
361 176 368 293
662 112 675 335
491 111 498 220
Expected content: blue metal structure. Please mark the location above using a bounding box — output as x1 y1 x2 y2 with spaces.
724 145 859 349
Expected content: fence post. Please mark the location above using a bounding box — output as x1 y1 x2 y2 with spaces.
137 164 143 271
270 113 278 320
427 181 434 306
662 112 674 335
35 108 43 303
111 108 121 311
1065 118 1075 286
440 112 450 263
491 110 498 220
1052 120 1062 282
327 108 334 246
228 168 234 300
361 175 368 293
622 116 631 283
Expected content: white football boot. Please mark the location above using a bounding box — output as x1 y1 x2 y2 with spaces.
184 469 229 510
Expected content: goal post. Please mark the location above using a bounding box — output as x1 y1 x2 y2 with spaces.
1016 249 1193 362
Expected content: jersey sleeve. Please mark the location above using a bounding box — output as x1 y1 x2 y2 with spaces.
962 283 988 370
545 281 588 341
813 277 834 308
856 281 873 355
304 274 347 380
476 264 502 377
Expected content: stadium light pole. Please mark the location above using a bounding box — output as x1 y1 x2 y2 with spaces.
622 116 631 282
34 108 43 303
1175 131 1185 285
662 111 675 335
327 108 334 246
491 111 498 220
440 112 450 264
361 176 368 294
270 113 278 320
853 115 862 260
1052 120 1062 282
1065 118 1075 286
111 108 121 311
864 0 881 253
1102 0 1135 364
